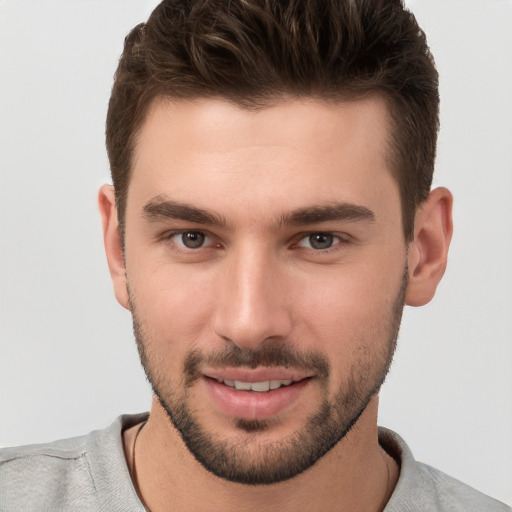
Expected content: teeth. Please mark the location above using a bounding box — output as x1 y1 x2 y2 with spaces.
270 379 282 390
234 381 252 390
220 379 294 392
251 381 270 392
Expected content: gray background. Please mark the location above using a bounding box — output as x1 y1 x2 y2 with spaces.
0 0 511 504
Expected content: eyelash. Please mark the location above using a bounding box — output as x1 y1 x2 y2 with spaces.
162 230 218 251
295 232 349 252
160 230 350 254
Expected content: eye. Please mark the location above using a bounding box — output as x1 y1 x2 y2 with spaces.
171 231 208 249
297 233 343 250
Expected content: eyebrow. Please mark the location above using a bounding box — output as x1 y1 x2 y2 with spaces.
143 196 228 226
142 196 375 228
279 203 375 226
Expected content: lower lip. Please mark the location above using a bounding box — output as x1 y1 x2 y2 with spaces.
203 377 310 421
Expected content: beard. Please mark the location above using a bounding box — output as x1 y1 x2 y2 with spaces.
130 269 407 485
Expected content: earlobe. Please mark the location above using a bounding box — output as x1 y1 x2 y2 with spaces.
98 184 130 310
405 187 453 307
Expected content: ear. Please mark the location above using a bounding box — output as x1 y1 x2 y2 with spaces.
405 187 453 307
98 184 130 310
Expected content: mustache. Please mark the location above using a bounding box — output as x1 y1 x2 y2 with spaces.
184 342 330 386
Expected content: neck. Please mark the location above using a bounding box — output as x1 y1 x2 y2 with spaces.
128 396 398 512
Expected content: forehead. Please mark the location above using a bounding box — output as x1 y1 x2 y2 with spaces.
128 96 398 225
135 95 391 161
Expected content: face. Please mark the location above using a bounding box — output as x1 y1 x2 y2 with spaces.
122 97 408 484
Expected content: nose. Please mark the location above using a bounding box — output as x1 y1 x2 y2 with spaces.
211 243 293 350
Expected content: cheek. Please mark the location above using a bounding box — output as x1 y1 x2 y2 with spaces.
296 260 404 366
128 261 218 355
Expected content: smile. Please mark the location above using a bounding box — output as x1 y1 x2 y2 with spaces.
203 373 312 421
215 378 294 392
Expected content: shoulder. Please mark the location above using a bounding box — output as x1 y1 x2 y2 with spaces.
0 414 148 512
413 462 511 512
379 427 512 512
0 434 97 511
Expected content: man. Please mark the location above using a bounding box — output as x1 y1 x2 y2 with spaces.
0 0 510 510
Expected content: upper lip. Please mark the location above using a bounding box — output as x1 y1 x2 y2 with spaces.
203 367 313 383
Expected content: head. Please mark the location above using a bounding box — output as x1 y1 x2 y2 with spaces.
100 0 452 486
106 0 439 243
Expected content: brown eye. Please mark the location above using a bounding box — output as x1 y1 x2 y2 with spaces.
180 231 206 248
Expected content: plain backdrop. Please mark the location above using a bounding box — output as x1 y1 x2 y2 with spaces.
0 0 511 505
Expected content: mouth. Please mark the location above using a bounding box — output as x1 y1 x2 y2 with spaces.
201 369 313 421
213 377 296 393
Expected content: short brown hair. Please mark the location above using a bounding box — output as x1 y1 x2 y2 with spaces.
106 0 439 241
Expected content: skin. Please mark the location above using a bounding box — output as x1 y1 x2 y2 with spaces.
99 96 453 511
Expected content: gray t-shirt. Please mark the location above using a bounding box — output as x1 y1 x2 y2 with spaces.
1 414 510 511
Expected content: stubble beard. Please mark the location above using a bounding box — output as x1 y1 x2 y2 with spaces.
130 270 407 485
